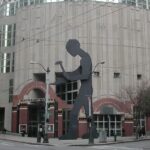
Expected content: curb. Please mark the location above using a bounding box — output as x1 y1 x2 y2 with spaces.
0 136 150 147
0 138 53 146
69 138 150 146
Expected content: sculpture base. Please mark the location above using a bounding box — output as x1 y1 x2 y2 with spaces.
43 134 49 143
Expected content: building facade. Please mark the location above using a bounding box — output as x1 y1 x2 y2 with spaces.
1 0 150 137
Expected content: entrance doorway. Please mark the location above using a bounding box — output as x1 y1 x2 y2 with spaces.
94 114 123 136
28 102 45 137
0 108 5 131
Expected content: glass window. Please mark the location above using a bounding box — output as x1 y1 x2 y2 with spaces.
20 0 24 7
0 26 2 48
9 79 14 102
62 109 71 134
56 78 78 104
0 3 16 16
0 53 11 73
94 114 122 136
35 0 40 4
114 72 120 78
24 0 28 6
10 3 15 15
13 24 16 46
127 0 136 5
0 24 16 49
138 0 147 8
12 52 15 72
30 0 35 5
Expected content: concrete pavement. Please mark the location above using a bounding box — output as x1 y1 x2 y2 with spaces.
0 133 150 147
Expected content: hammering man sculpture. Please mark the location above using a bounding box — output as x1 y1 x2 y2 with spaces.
55 39 97 140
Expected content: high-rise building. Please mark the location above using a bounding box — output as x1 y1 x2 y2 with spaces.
0 0 150 137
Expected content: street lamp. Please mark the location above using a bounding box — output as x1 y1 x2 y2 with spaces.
87 96 94 145
30 61 50 143
92 61 105 74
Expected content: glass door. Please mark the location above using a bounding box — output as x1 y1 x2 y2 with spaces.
94 114 122 136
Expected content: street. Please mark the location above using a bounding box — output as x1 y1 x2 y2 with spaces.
0 140 150 150
90 140 150 150
0 140 52 150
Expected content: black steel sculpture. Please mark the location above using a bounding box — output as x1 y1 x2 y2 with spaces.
55 39 97 140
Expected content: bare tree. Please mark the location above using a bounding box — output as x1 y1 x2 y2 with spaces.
117 81 150 138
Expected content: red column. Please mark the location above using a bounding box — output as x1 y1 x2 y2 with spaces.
146 116 150 131
19 104 28 133
123 121 134 136
12 107 17 132
58 110 63 137
78 119 88 138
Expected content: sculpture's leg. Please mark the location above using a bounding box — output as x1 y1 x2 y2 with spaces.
83 98 98 139
59 98 82 140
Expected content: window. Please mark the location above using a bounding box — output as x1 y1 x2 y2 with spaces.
138 0 147 8
9 79 14 102
62 109 71 134
12 52 15 72
0 108 5 131
94 114 122 136
0 52 15 74
0 53 11 73
13 24 16 46
0 24 16 49
137 74 142 80
127 0 136 5
56 79 78 104
114 72 120 78
0 3 16 17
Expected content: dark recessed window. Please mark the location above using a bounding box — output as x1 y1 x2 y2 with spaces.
114 72 120 78
137 74 142 80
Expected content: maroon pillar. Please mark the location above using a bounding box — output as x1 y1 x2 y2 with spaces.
58 110 63 137
12 107 17 132
78 119 88 138
123 121 134 136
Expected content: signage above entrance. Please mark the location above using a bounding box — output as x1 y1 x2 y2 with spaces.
20 98 45 104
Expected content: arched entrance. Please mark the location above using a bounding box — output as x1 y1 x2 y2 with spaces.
93 98 128 137
94 105 123 136
27 89 45 137
12 81 69 138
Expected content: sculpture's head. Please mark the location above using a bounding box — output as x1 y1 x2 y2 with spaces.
66 39 80 57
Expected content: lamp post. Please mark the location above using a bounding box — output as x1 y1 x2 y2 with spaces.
92 61 105 74
30 61 50 143
88 96 94 145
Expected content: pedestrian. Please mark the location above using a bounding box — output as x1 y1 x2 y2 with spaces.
139 127 142 138
122 128 125 136
21 127 26 137
142 126 145 136
39 124 44 139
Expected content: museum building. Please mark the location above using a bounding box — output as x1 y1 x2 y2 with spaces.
1 0 150 138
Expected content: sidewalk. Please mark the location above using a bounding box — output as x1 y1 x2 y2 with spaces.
0 133 150 147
